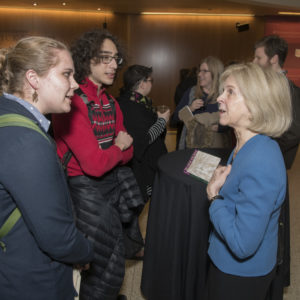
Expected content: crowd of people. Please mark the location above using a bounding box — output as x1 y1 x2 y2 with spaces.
0 28 299 300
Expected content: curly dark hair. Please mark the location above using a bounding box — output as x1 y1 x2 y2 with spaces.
71 29 124 84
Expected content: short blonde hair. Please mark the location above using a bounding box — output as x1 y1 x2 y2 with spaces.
219 63 292 137
0 36 68 97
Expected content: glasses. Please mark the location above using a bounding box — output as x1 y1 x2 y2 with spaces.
99 55 123 65
199 69 210 74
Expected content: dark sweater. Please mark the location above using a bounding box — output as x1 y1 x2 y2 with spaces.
0 96 93 300
117 91 168 200
275 80 300 169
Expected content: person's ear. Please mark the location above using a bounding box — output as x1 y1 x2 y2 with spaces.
270 54 279 66
25 69 39 90
90 57 97 66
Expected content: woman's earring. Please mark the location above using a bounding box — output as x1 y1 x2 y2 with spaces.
32 90 38 103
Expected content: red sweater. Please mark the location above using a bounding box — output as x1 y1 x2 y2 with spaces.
52 78 133 177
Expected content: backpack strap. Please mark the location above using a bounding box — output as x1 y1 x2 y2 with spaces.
61 150 73 176
0 113 50 252
75 88 94 123
0 114 50 142
62 89 117 172
0 208 21 252
61 89 89 172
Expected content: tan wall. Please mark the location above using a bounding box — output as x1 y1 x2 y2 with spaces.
0 8 265 111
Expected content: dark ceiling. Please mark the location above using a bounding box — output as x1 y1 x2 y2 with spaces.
0 0 299 16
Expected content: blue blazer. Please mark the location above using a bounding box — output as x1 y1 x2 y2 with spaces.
208 134 286 276
0 97 93 300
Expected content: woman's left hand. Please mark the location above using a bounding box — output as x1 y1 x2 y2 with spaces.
157 109 170 122
207 165 231 201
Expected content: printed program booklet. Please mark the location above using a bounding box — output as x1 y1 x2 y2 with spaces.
184 150 221 183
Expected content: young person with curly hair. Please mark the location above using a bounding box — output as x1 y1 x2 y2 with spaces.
52 29 142 300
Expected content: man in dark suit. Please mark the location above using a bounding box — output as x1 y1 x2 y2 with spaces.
253 34 300 300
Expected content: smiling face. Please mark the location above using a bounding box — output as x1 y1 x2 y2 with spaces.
36 49 78 114
88 38 118 88
217 75 251 131
198 62 213 92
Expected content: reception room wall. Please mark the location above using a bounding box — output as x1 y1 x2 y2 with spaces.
265 16 300 86
0 8 266 110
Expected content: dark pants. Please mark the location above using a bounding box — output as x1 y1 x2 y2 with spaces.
206 262 276 300
69 173 125 300
265 185 290 300
69 167 144 300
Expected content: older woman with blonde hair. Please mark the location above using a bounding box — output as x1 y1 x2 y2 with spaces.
206 63 292 300
172 56 231 149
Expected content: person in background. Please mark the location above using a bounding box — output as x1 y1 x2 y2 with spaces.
172 67 197 149
254 35 300 169
52 29 140 300
206 63 292 300
253 34 300 300
0 36 93 300
174 67 198 106
171 56 229 150
117 64 169 202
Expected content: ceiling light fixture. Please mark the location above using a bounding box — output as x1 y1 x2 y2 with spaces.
278 12 300 16
62 2 66 6
141 12 255 17
0 6 111 14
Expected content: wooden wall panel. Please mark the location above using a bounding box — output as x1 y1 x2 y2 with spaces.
0 8 118 47
125 15 264 110
0 8 265 111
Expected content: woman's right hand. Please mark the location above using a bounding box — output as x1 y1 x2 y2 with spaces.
207 165 231 201
157 109 170 122
114 131 133 151
189 99 204 112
